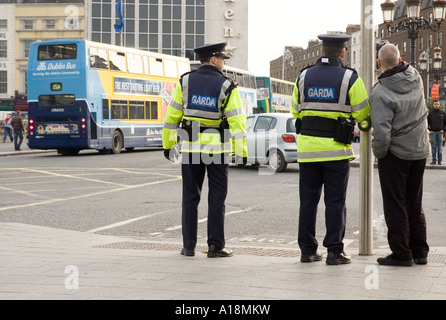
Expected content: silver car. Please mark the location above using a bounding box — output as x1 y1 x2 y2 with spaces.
244 113 298 172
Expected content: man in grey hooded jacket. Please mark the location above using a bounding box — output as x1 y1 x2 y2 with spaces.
370 43 430 267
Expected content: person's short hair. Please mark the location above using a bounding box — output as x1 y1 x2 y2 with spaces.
200 57 212 64
322 46 345 58
378 44 400 69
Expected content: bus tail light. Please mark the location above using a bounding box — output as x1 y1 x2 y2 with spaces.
282 134 296 143
28 119 35 132
81 118 86 129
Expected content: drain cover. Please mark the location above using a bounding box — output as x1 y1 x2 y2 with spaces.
95 241 300 258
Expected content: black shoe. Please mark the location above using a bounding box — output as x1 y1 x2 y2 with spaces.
207 244 233 258
431 161 436 165
326 251 351 265
180 248 195 257
439 162 442 165
414 257 428 265
377 254 413 266
300 251 323 263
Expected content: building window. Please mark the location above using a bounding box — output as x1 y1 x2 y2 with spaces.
0 71 7 94
22 40 33 59
419 36 424 50
0 20 6 30
185 0 206 60
0 41 6 58
22 20 34 30
429 34 433 48
438 31 443 46
92 1 112 44
403 41 407 54
44 19 57 30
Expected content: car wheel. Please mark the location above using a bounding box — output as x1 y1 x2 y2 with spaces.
268 149 287 172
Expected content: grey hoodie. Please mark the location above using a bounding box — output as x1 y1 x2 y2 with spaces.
369 62 430 160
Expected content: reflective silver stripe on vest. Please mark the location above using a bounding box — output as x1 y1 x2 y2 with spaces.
225 107 244 118
181 141 232 153
351 98 368 113
296 69 308 112
182 74 190 110
164 122 180 130
220 79 232 102
297 148 354 160
298 68 354 113
169 99 183 111
184 109 222 119
338 69 354 106
181 74 226 120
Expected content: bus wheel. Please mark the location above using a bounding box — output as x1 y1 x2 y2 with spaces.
111 130 123 154
57 148 80 156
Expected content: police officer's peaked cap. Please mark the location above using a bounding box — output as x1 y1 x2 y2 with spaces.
194 43 230 60
318 34 351 48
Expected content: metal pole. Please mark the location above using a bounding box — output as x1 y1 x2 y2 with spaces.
359 0 374 256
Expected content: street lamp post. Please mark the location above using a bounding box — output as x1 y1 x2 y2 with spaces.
420 46 446 99
419 50 431 99
381 0 446 67
282 49 294 81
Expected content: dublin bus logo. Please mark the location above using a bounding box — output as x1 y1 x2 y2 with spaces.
37 62 47 71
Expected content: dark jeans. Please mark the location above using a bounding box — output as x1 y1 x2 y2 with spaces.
181 153 229 251
298 160 350 255
430 131 443 163
2 128 13 142
13 130 23 150
378 152 429 261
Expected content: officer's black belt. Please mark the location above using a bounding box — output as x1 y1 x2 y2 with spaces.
300 116 337 138
180 120 230 143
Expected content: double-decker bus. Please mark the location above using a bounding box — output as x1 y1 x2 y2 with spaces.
27 39 190 155
190 62 258 115
256 77 294 113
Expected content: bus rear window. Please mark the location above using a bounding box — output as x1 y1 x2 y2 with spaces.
38 94 76 106
38 44 77 60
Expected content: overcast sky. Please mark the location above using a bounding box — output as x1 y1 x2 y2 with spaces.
247 0 384 76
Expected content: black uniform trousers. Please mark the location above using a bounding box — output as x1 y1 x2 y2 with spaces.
298 160 350 255
181 153 229 251
377 152 429 261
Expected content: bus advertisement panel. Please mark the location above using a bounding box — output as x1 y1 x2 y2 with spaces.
27 39 189 155
256 77 294 113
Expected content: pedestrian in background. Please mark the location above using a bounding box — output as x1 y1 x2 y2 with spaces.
11 110 24 151
291 34 370 265
427 100 446 165
162 43 247 258
2 113 13 143
370 43 430 266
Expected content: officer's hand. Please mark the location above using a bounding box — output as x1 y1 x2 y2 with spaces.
163 149 171 161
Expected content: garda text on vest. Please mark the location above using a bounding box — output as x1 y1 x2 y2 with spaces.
307 87 336 101
191 95 218 109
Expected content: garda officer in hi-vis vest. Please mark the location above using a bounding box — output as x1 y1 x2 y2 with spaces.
162 42 247 258
291 34 370 265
